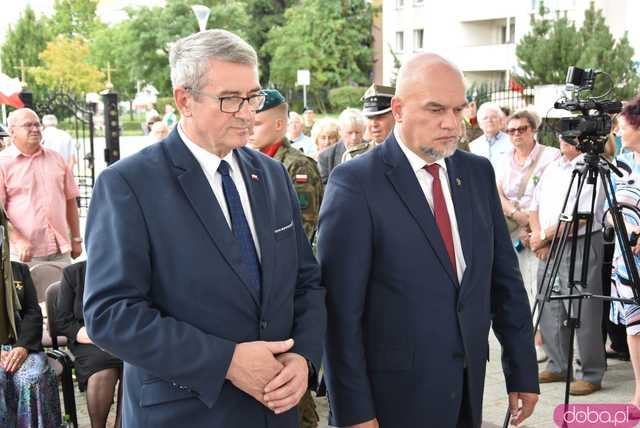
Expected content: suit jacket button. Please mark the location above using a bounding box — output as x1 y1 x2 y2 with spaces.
260 321 268 329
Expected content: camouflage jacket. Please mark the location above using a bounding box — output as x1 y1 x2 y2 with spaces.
341 141 381 163
273 139 323 242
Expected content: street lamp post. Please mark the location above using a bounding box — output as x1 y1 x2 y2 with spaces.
191 5 211 33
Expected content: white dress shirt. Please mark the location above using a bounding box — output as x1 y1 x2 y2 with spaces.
468 131 511 177
531 153 604 236
178 124 261 259
394 129 467 282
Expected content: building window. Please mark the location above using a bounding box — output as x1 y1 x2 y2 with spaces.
395 31 404 52
396 0 404 8
413 29 424 51
413 0 424 5
501 20 516 43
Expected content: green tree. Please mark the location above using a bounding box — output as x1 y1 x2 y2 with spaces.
0 6 52 95
515 2 581 85
89 22 137 100
32 35 104 94
263 0 373 111
516 1 639 99
48 0 101 38
122 0 251 96
243 0 299 85
576 2 639 99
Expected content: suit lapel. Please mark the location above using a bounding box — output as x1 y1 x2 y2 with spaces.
235 148 275 314
382 136 458 286
445 154 473 287
163 132 259 307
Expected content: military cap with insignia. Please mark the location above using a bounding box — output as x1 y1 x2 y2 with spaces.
362 84 395 117
257 89 286 113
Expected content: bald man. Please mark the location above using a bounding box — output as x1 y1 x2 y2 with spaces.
319 54 539 428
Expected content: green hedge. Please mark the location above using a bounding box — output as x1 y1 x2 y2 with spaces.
328 86 367 112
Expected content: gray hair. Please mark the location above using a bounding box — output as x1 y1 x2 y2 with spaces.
338 108 366 131
169 29 258 92
7 108 39 129
289 111 303 124
476 102 505 121
42 114 58 127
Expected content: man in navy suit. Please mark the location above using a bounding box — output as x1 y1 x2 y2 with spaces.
318 53 539 428
83 29 326 428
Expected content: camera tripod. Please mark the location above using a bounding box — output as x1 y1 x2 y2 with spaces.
502 149 640 428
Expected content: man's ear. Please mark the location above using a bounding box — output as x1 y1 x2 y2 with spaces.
391 96 403 123
174 87 192 117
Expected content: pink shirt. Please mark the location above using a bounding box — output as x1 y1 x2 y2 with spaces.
0 145 80 257
498 143 560 212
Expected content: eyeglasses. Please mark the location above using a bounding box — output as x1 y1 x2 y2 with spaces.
187 88 266 113
14 122 42 130
505 125 530 135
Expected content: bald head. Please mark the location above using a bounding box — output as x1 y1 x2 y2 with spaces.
395 53 464 98
391 53 467 162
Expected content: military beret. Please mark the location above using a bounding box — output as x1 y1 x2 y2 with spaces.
257 89 286 113
362 84 395 117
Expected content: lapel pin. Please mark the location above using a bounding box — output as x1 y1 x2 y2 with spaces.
251 174 259 181
456 177 462 187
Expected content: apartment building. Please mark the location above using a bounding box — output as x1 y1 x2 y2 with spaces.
381 0 640 86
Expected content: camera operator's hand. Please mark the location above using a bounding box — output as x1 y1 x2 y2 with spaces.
534 246 550 261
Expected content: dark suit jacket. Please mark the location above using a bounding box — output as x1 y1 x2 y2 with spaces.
56 261 86 346
10 262 43 351
83 129 326 428
318 134 538 428
317 141 345 184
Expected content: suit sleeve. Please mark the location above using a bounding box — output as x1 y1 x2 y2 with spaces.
318 165 376 426
486 160 540 394
280 162 326 376
83 167 236 409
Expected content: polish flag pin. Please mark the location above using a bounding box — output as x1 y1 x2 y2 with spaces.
251 174 259 181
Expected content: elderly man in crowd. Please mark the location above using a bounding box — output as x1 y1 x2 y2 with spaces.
469 102 511 175
42 114 76 170
317 108 365 184
358 84 396 153
0 108 82 264
529 135 606 396
287 111 316 156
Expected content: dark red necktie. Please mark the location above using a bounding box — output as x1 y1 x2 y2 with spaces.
424 164 457 276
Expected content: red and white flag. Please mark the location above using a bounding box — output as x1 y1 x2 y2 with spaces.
0 72 24 108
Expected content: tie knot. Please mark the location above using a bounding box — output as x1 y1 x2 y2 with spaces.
218 160 231 176
424 163 440 178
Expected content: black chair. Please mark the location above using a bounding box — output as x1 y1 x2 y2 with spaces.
45 281 78 428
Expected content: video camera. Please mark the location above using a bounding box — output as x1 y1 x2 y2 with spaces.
553 66 622 154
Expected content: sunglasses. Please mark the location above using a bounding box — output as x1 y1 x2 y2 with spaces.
505 125 530 135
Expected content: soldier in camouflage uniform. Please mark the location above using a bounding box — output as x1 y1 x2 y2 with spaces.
249 89 322 428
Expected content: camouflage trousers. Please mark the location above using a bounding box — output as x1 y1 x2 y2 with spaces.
298 389 319 428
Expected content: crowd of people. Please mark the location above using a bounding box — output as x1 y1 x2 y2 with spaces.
0 27 640 428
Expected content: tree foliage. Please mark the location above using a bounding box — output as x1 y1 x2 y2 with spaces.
88 22 137 99
263 0 373 106
48 0 101 38
0 6 52 96
516 1 639 99
120 0 251 96
32 35 104 94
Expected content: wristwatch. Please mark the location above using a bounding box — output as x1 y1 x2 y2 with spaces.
72 236 83 243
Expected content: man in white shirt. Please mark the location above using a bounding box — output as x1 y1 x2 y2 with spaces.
468 102 511 176
529 136 606 396
41 114 76 170
287 111 315 155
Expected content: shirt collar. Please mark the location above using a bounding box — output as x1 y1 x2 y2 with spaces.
3 143 43 159
393 128 447 173
177 123 237 174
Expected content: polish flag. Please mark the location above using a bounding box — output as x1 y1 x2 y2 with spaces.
0 73 24 108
